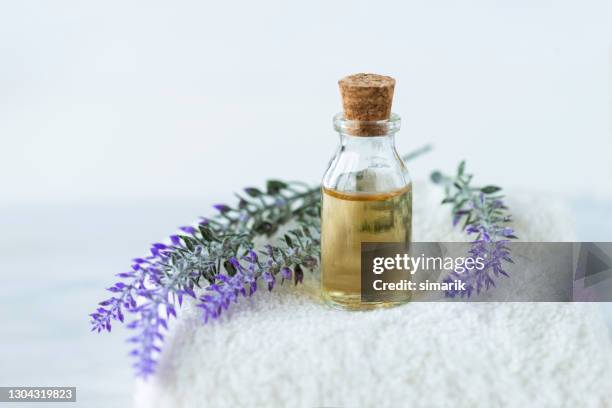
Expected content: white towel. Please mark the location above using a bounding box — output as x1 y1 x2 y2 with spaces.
134 182 612 407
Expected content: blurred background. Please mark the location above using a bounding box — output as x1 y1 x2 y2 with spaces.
2 0 612 204
0 0 611 406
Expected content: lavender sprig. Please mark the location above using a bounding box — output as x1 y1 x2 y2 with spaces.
431 161 517 297
90 181 320 377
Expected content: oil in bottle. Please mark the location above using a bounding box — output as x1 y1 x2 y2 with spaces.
321 185 412 309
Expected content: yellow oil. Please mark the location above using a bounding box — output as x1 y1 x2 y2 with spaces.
321 184 412 310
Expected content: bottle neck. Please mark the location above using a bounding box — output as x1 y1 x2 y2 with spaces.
333 112 401 138
339 132 397 153
334 112 401 154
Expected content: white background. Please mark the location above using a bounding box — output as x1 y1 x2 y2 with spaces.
1 0 611 205
0 1 611 406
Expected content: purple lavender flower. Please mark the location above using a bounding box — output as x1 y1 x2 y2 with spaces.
90 233 203 377
262 271 275 291
179 226 197 234
213 204 231 213
444 239 512 298
280 266 292 280
432 161 517 298
196 250 317 324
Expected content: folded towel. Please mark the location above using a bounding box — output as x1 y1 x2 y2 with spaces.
134 182 612 407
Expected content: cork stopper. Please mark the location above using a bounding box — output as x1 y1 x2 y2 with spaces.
338 73 396 136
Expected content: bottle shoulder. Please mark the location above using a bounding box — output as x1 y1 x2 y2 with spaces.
322 146 411 193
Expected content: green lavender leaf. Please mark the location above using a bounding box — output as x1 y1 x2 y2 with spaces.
431 171 443 184
481 185 501 194
244 187 263 197
458 160 465 176
266 180 288 194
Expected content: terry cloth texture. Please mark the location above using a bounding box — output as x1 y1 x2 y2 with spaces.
134 181 612 408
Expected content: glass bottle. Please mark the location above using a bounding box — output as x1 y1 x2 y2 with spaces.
321 74 412 310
